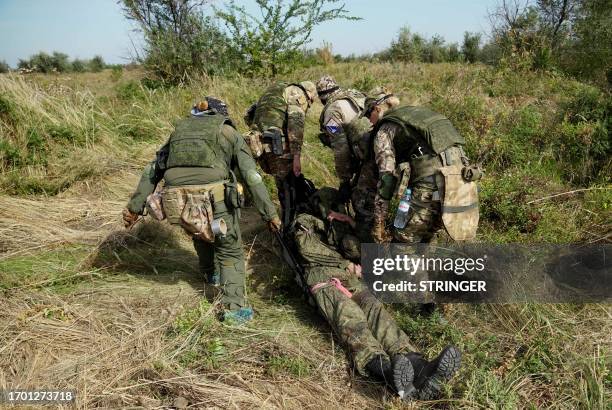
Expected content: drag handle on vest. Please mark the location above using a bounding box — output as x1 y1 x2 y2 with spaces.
263 128 284 156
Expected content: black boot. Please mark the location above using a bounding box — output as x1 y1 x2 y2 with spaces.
404 346 461 400
365 354 416 400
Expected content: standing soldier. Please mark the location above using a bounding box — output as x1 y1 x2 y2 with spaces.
243 80 317 200
122 98 281 325
341 87 400 243
316 76 367 201
366 89 481 246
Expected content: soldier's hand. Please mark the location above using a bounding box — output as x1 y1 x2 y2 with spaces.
292 154 301 177
346 262 362 278
122 208 139 229
327 211 356 228
267 216 282 233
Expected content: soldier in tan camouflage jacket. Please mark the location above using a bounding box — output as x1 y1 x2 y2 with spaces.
316 75 367 200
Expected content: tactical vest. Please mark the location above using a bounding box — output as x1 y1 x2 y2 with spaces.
319 89 366 132
165 113 234 170
253 82 305 133
375 106 465 163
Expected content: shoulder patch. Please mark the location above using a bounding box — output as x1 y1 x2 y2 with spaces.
325 118 342 135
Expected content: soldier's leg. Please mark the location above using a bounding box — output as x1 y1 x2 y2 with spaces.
214 207 247 310
392 184 441 246
306 266 387 376
353 289 417 356
192 237 218 285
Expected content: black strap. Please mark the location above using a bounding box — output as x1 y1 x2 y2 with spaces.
442 203 478 213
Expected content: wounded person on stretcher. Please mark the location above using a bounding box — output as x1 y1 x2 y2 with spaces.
285 187 461 401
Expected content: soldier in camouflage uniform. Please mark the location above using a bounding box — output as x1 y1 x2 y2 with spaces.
366 90 479 245
244 81 317 200
367 89 480 311
316 76 366 201
289 188 461 401
122 98 281 324
341 87 400 243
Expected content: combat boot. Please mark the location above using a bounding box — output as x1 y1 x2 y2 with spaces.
403 345 461 400
365 354 416 400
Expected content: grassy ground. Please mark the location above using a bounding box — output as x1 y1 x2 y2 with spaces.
0 64 610 409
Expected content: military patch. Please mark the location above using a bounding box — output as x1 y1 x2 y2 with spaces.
325 118 342 135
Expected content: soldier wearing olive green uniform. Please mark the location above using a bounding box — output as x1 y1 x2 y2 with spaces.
316 76 366 198
123 98 280 321
246 81 317 196
289 188 461 400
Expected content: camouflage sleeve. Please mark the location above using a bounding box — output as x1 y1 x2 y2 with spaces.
323 102 353 182
286 103 305 156
373 122 400 174
226 125 278 222
127 161 160 214
284 85 309 156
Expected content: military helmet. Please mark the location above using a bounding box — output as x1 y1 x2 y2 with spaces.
192 97 229 117
364 86 394 116
316 75 340 100
299 81 317 104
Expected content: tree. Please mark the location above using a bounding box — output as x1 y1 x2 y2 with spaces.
71 59 86 72
120 0 233 82
462 32 482 63
0 60 9 73
89 55 106 72
216 0 359 76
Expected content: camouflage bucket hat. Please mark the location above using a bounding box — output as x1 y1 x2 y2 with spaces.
316 75 339 98
364 86 393 116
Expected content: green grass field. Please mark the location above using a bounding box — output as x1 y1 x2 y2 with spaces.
0 63 610 408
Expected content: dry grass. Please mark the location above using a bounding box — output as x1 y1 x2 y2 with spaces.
0 65 610 408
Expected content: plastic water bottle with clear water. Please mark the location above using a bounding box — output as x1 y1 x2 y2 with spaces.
393 188 412 229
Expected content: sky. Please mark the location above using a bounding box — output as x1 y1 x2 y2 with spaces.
0 0 498 67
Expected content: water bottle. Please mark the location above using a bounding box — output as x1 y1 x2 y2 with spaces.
393 188 412 229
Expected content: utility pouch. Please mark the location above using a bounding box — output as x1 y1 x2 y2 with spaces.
263 127 284 156
394 162 411 202
180 193 227 243
224 171 245 209
439 165 479 241
244 129 264 158
145 192 165 221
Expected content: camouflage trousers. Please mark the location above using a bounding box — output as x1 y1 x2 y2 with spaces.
306 267 416 375
351 159 378 243
192 203 247 310
392 180 442 304
393 180 442 245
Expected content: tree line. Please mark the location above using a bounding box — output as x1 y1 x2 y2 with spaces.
0 52 108 74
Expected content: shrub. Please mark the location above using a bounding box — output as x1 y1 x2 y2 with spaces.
88 55 105 72
71 59 86 72
0 60 9 73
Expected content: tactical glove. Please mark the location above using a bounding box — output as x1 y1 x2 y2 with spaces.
122 208 139 229
267 216 282 233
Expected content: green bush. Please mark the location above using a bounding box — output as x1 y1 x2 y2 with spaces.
0 60 9 73
0 140 22 168
71 59 86 72
88 55 105 73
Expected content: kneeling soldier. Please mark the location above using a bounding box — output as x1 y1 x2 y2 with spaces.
122 98 281 324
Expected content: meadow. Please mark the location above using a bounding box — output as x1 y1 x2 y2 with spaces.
0 62 610 408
